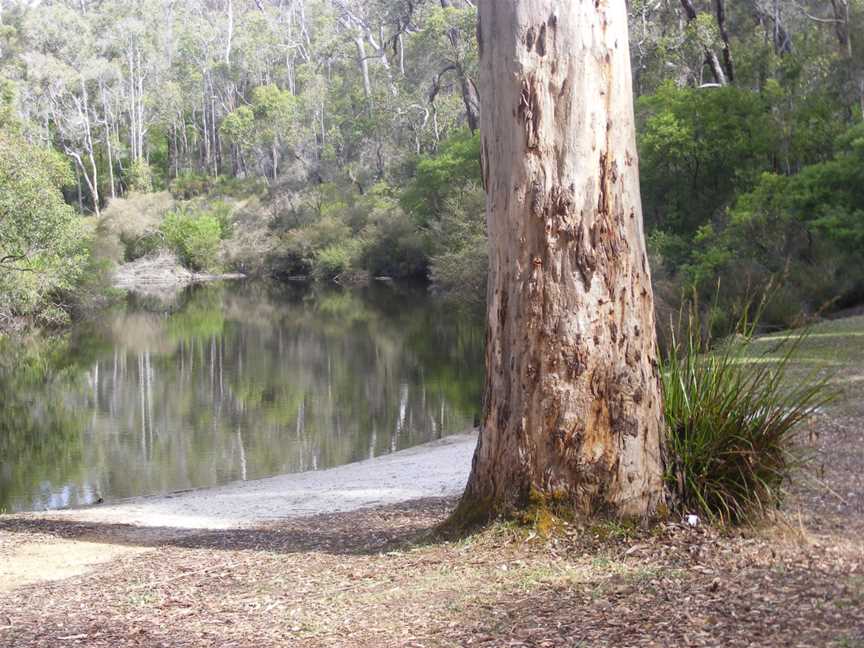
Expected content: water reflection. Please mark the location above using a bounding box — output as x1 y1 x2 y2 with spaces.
0 282 484 513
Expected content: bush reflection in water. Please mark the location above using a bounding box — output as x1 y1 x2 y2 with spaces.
0 281 484 513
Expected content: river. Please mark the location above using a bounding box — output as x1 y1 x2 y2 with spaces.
0 281 484 513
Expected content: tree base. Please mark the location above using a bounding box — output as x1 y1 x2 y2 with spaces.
442 484 668 539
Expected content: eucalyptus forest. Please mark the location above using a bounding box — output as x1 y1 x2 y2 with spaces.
1 0 863 646
0 0 862 326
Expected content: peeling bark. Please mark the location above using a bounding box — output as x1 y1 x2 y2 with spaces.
458 0 665 521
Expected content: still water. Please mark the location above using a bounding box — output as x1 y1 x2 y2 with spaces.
0 281 484 513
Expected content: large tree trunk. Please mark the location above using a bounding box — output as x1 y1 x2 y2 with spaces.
458 0 665 522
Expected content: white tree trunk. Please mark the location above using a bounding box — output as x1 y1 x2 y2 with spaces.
226 0 234 65
458 0 665 521
354 35 373 105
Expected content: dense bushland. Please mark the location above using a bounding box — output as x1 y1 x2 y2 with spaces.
642 84 864 331
0 0 861 330
0 91 91 327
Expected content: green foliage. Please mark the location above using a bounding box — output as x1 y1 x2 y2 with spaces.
170 173 217 200
357 183 428 278
0 131 89 325
638 83 779 246
0 78 19 133
313 240 362 281
776 123 864 251
262 180 426 281
248 130 485 286
401 130 481 225
208 200 235 240
221 84 297 178
675 122 864 327
661 309 833 524
127 160 155 193
161 207 223 271
428 184 487 305
2 0 857 333
122 230 165 262
429 239 487 306
96 191 175 264
360 214 427 279
220 105 256 150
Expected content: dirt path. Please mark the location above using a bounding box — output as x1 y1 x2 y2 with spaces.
0 539 147 594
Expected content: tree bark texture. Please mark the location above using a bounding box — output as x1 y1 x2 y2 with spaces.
460 0 665 520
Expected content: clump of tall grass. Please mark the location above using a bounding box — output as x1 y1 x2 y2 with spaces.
661 307 834 524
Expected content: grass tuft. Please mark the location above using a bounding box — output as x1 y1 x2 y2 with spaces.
661 307 835 524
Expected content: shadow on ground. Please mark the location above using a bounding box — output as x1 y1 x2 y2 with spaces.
0 498 455 557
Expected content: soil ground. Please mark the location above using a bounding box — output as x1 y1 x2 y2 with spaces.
1 317 863 647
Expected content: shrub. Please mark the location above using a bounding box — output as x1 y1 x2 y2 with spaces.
169 173 216 200
161 208 223 271
0 131 89 325
269 229 315 278
305 215 352 250
213 175 269 199
429 239 487 306
661 309 833 524
360 213 429 279
122 230 164 262
98 191 175 264
400 130 482 225
206 200 235 240
312 240 361 281
127 160 154 193
428 183 487 302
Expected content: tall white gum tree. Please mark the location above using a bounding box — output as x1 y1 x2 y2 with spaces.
457 0 666 523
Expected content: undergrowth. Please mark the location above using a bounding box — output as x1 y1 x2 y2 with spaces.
661 307 835 524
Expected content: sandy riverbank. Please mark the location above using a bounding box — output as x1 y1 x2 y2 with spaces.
25 433 477 531
112 253 246 296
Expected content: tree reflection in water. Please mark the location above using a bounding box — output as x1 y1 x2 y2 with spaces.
0 281 484 513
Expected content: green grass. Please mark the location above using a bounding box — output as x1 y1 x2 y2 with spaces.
748 316 864 366
661 311 840 524
748 314 864 417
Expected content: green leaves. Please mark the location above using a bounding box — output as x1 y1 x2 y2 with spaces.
220 84 298 165
0 131 88 323
161 207 223 271
661 309 834 524
638 82 778 240
400 129 481 225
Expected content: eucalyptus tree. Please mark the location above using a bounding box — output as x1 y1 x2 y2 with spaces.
23 4 106 213
457 0 665 522
221 83 297 179
0 128 87 321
